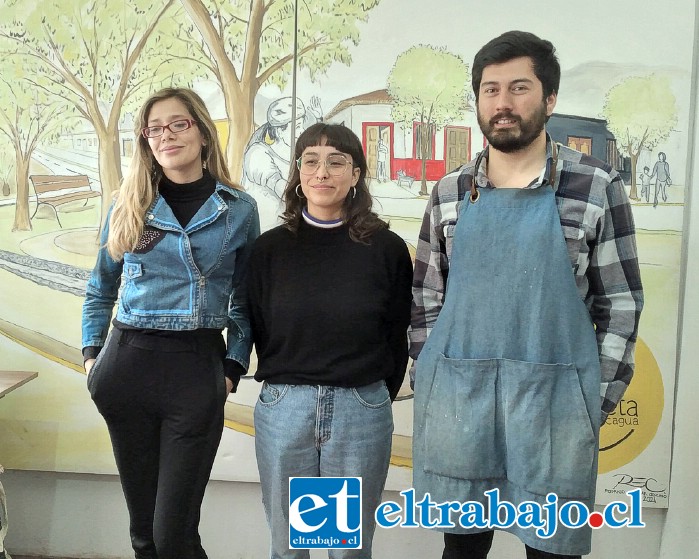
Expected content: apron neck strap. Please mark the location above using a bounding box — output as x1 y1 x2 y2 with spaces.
548 140 559 190
470 140 559 204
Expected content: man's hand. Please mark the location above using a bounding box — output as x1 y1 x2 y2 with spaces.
84 358 96 374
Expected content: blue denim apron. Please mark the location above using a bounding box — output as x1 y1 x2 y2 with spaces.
413 184 600 555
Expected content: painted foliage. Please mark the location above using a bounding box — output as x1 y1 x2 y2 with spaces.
0 0 692 508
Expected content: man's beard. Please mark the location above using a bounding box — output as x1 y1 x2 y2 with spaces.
477 101 548 153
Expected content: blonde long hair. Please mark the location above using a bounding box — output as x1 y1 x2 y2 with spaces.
107 88 240 261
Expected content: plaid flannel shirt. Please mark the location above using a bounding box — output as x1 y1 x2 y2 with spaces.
409 136 644 423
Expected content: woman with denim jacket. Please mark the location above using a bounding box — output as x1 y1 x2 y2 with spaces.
82 88 259 559
247 123 413 559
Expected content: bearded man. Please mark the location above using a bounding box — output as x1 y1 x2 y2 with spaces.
409 30 643 559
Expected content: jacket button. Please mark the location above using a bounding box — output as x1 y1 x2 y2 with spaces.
147 214 154 220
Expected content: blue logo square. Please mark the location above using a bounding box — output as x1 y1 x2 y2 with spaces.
289 477 362 549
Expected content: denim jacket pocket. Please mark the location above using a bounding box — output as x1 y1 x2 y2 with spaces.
123 262 143 279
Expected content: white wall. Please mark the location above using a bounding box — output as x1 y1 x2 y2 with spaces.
658 8 699 556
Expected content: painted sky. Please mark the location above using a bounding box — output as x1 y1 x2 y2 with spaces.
305 0 695 93
262 0 694 118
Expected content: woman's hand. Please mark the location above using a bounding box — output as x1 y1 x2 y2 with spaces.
84 358 96 374
225 376 234 395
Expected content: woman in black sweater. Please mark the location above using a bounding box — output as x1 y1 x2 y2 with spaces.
248 123 413 558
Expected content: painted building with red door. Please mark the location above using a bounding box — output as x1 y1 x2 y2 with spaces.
324 89 482 183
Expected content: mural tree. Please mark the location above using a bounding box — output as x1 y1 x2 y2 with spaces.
179 0 381 181
0 57 74 232
387 45 470 195
602 74 678 200
0 0 207 228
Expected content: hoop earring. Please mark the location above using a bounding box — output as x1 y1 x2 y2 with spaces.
295 184 304 198
350 186 357 199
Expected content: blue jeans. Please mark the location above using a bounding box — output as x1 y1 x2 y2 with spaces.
254 381 393 559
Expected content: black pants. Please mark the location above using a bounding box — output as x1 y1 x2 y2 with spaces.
89 328 227 559
442 532 582 559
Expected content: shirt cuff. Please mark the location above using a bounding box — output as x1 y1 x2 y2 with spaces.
224 359 246 379
82 346 100 363
224 360 246 394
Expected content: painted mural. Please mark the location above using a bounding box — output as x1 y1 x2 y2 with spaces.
0 0 692 509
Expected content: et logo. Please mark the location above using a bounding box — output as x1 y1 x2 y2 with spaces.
599 338 664 473
289 477 362 549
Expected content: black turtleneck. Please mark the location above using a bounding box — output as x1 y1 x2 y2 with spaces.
158 171 216 227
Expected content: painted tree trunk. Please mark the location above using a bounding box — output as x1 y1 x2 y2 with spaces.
629 151 639 200
419 124 429 196
12 155 31 232
97 129 123 232
223 80 255 184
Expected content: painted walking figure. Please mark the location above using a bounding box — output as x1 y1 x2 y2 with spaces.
650 151 671 208
639 165 652 203
377 137 389 182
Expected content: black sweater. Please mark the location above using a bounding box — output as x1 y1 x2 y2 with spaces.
247 220 413 400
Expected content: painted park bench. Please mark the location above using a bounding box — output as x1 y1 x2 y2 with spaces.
29 174 100 228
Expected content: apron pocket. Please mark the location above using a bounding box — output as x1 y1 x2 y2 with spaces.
423 354 505 480
500 359 596 500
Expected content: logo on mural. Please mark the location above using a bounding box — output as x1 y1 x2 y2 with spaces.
605 474 668 505
598 339 664 473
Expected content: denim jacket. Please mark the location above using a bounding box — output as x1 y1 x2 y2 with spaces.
82 182 260 368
